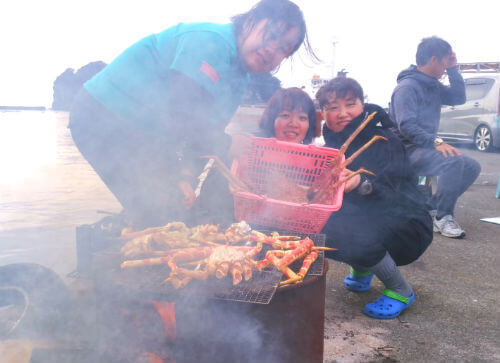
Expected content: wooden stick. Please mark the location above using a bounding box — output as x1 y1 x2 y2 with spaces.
201 155 250 192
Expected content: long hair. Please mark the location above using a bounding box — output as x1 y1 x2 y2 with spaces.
259 87 317 144
231 0 317 63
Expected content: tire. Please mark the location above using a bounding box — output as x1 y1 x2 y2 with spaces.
474 125 493 152
0 263 71 339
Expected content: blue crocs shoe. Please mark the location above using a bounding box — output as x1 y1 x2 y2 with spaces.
344 267 374 292
363 289 415 319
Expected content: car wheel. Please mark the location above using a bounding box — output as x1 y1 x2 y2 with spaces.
474 125 493 152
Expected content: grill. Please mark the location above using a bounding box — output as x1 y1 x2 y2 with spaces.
76 217 328 362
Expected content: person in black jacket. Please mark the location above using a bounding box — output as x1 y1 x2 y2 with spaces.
316 77 433 319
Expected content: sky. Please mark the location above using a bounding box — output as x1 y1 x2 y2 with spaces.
1 0 499 108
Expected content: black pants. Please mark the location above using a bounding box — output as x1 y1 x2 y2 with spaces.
407 146 481 218
69 89 189 228
322 212 433 267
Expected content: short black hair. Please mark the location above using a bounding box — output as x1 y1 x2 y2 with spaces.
259 87 317 144
315 77 364 109
416 36 452 66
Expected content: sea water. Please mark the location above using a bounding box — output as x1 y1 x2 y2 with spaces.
0 110 121 232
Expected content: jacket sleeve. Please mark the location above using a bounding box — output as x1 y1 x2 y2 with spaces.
391 85 435 148
366 132 418 199
440 67 466 105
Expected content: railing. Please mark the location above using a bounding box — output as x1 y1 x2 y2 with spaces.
458 62 500 73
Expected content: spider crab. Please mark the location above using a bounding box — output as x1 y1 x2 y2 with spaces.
161 241 263 289
120 222 261 289
120 221 251 258
203 111 386 204
251 231 335 286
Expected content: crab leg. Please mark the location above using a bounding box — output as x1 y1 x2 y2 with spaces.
311 167 376 204
340 135 388 169
121 256 171 269
201 155 250 192
242 262 253 281
328 168 375 191
280 250 319 286
307 111 377 200
231 262 244 285
310 134 387 204
332 111 378 165
163 267 210 287
164 275 193 289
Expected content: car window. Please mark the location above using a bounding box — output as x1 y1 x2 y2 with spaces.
464 78 494 101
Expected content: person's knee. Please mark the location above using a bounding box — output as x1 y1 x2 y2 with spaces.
466 156 481 178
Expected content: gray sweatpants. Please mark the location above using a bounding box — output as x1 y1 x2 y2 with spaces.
406 146 481 218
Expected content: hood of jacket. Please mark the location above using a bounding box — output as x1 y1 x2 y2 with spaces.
396 65 440 90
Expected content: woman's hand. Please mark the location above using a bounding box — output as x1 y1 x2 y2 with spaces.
177 180 196 209
341 168 362 193
229 133 254 161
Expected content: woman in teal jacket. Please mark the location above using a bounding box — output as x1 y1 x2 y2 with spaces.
69 0 314 228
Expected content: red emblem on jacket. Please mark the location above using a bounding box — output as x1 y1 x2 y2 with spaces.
200 61 220 83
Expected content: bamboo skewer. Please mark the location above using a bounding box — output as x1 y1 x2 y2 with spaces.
201 155 251 192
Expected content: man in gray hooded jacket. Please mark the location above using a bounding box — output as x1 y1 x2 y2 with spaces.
389 36 480 238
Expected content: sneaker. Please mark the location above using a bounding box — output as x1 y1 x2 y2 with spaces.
429 209 437 219
433 215 465 238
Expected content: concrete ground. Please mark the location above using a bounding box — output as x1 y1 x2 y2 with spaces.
322 147 500 362
0 146 499 362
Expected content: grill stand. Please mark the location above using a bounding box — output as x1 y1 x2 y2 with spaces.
93 260 328 363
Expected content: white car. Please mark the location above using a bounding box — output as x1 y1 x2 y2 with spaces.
439 62 500 152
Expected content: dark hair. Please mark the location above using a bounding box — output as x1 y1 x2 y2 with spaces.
316 77 364 109
259 87 317 144
416 36 452 66
231 0 316 63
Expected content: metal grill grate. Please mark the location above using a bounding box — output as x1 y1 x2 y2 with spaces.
212 269 283 304
84 216 327 305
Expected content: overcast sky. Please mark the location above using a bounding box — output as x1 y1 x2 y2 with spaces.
1 0 499 107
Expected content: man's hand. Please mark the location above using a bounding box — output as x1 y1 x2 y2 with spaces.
446 52 458 69
436 142 461 157
341 168 362 193
177 180 196 209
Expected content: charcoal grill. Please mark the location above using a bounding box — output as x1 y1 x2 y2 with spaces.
76 216 328 362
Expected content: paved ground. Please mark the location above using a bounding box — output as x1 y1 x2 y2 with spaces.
1 146 499 362
322 147 500 362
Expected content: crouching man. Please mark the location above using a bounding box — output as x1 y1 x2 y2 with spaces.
390 36 480 238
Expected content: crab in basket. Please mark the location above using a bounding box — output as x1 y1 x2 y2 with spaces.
251 231 336 286
203 111 386 205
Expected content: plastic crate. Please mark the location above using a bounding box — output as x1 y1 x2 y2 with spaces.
231 137 344 233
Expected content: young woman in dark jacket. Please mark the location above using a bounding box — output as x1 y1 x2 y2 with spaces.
317 77 433 319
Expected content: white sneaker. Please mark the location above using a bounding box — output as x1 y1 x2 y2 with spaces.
433 215 466 238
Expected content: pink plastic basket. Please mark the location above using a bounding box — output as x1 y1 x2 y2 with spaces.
231 137 344 233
